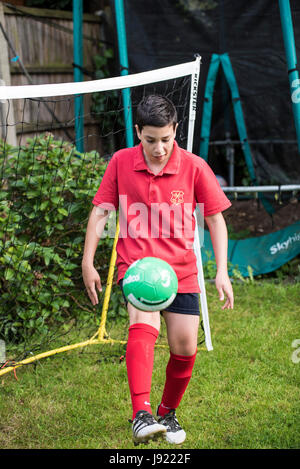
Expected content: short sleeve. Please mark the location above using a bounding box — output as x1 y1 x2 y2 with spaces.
92 155 119 210
194 159 231 216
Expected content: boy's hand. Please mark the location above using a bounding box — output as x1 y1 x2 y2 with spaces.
82 263 102 306
215 270 234 310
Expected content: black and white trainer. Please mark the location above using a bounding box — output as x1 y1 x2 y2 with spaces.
157 407 186 444
132 410 166 445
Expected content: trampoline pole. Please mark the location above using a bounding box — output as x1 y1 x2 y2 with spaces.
114 0 134 148
73 0 84 153
278 0 300 153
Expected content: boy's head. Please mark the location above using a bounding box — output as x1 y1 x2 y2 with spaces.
135 95 178 132
135 96 178 166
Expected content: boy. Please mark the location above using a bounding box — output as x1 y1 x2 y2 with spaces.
82 95 234 445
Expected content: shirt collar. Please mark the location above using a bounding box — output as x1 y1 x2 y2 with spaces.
133 141 181 175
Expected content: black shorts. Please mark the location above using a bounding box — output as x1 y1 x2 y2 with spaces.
119 279 200 316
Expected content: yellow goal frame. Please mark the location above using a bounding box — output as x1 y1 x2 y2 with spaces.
1 219 206 378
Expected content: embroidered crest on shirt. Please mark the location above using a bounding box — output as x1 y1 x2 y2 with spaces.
170 190 184 205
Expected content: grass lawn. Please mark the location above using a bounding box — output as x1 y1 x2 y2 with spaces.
0 281 299 449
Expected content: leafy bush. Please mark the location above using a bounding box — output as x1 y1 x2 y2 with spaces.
0 134 117 344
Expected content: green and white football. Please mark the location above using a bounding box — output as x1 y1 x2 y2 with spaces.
123 257 178 312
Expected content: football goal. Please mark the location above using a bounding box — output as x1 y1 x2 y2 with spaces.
0 55 212 378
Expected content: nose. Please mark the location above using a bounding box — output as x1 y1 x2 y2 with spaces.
154 141 164 155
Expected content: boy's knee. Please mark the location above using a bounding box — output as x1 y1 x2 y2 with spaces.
128 304 161 332
170 333 197 356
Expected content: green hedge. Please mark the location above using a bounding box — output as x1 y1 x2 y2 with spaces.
0 133 121 345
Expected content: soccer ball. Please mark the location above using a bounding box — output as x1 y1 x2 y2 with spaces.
122 257 178 312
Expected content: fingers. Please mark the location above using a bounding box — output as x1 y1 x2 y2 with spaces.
82 266 102 306
217 285 234 310
86 281 102 306
87 285 98 306
220 288 234 309
85 279 102 306
221 297 233 310
95 277 102 293
215 271 234 310
218 289 224 302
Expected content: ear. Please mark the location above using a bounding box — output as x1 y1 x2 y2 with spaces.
135 124 142 140
174 123 178 137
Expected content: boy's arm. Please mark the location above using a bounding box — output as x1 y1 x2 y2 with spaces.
204 212 234 310
82 206 109 305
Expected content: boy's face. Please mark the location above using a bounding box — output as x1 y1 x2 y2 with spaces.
135 123 178 166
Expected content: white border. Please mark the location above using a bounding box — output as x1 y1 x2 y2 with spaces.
0 60 199 100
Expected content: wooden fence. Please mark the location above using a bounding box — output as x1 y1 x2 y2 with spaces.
0 4 112 152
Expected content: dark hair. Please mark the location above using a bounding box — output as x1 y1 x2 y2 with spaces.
135 95 178 131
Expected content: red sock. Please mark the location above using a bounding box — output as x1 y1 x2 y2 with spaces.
158 351 197 417
126 323 159 420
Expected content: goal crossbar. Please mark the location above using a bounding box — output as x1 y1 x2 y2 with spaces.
0 60 199 100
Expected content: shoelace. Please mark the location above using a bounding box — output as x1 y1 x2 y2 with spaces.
132 411 158 431
159 410 182 432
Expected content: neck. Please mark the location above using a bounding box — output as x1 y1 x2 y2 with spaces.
143 147 174 175
144 154 170 175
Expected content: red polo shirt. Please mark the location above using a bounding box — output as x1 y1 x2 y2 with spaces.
92 141 231 293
